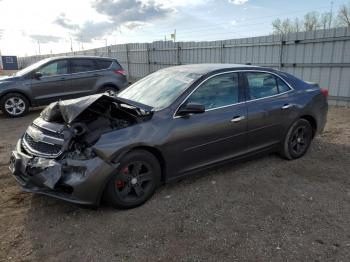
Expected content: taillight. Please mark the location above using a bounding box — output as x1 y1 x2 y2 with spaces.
113 69 127 76
320 88 328 98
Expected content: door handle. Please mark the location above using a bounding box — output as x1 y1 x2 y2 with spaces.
231 116 246 123
281 104 293 110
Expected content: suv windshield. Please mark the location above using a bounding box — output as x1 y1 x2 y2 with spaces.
118 69 202 110
15 58 52 76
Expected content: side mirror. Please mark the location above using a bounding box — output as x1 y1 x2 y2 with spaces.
33 71 43 79
177 102 205 116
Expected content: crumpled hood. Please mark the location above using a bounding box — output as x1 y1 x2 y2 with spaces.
41 94 153 124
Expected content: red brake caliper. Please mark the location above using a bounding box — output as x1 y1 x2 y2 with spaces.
116 166 129 189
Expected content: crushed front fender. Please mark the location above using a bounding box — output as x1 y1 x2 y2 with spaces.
9 139 118 206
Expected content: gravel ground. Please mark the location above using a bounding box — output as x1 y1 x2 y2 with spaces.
0 107 349 262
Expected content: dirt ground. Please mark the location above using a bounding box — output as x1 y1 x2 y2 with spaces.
0 107 349 262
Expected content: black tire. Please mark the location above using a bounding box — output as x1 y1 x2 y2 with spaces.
104 150 161 209
0 93 29 118
280 119 313 160
99 85 119 96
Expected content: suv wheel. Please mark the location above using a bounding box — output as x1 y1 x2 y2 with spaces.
99 86 119 97
280 119 313 160
104 150 161 209
0 93 29 118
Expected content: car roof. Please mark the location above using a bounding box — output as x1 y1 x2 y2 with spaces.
160 63 276 75
44 56 113 61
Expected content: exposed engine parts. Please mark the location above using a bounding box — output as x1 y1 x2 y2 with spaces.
21 94 153 160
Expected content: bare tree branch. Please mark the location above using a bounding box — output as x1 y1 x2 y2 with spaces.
304 12 320 31
338 4 350 27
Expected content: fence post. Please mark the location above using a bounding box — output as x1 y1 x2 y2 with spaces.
147 43 151 74
220 41 224 63
107 45 111 58
125 44 130 81
177 42 181 65
279 34 285 69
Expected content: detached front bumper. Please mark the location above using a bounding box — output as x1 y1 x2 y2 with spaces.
9 139 117 206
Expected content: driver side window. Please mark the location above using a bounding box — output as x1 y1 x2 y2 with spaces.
40 60 68 77
186 73 239 110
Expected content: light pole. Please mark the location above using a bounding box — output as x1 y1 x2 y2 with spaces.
70 36 73 52
104 38 108 54
0 29 3 56
0 29 3 70
329 1 334 28
37 40 41 55
79 34 84 51
171 29 176 42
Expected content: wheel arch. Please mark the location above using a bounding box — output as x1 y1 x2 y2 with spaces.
0 91 32 107
98 145 166 207
299 114 317 138
130 146 167 184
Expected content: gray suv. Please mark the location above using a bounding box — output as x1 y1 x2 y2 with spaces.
0 56 128 117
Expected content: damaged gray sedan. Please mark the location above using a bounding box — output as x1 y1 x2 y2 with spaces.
9 64 328 209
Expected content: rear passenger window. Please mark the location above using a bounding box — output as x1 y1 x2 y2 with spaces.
70 59 96 73
94 60 112 70
246 72 291 100
277 78 291 93
246 72 278 100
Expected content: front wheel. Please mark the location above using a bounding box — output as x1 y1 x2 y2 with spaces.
280 119 313 160
0 93 29 118
104 150 161 209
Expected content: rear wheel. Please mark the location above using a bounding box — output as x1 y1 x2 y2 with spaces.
104 150 161 209
280 119 313 160
99 85 119 97
0 93 29 118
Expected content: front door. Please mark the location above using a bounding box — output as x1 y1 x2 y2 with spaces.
30 59 70 105
167 72 248 175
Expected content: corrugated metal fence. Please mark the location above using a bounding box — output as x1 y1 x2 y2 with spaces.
18 27 350 106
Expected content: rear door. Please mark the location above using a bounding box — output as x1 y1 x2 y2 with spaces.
68 58 110 97
169 72 248 174
243 71 297 151
30 59 70 104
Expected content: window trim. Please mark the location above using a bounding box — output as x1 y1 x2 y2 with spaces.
173 70 294 119
36 58 113 79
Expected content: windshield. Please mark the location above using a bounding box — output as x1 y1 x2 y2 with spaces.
118 69 202 110
15 58 51 76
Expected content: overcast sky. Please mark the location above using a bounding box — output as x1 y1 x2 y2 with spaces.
0 0 346 56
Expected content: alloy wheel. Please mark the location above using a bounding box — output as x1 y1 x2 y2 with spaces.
289 126 311 155
4 97 26 116
114 161 154 203
104 89 117 97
